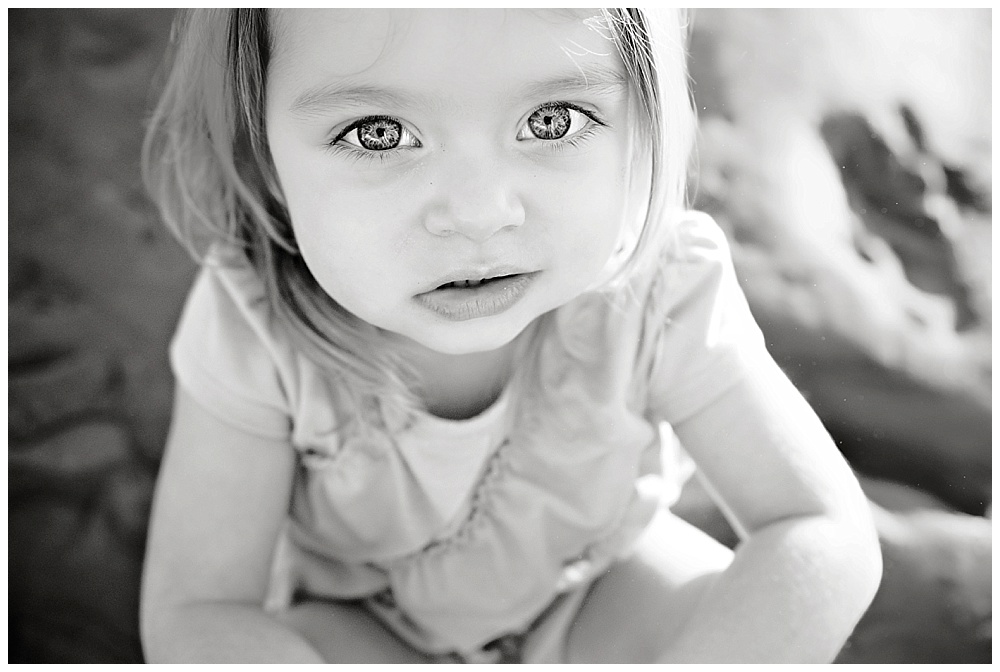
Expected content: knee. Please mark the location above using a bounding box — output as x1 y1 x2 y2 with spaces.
566 569 723 663
564 510 734 663
276 600 430 663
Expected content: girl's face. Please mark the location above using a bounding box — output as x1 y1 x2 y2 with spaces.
266 9 636 356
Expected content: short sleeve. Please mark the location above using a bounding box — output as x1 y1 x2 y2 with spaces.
169 255 292 439
645 213 769 424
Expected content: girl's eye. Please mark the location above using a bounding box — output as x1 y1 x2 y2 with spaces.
332 115 421 152
518 103 603 142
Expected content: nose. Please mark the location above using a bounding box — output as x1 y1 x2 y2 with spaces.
423 155 525 241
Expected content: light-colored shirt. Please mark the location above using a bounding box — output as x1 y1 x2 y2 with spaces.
169 212 767 655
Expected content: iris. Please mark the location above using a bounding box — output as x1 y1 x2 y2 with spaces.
357 118 403 150
527 104 571 140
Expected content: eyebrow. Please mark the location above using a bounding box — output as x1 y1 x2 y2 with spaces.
519 64 629 102
288 63 629 118
290 84 422 119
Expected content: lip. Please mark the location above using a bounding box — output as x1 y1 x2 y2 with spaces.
414 271 540 321
421 265 532 293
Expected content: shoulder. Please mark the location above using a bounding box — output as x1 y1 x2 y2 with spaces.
170 245 294 438
186 245 273 340
653 210 733 270
625 210 739 317
637 212 768 422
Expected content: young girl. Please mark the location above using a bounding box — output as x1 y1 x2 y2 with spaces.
140 8 881 663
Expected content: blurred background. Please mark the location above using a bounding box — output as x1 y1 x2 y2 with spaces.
8 9 991 663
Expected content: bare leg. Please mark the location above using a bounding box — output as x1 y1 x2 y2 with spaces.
277 600 431 663
565 507 734 663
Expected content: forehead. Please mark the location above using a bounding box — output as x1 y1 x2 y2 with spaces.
267 9 624 105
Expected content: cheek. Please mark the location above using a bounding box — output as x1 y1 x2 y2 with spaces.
277 160 397 270
543 155 630 255
281 181 407 312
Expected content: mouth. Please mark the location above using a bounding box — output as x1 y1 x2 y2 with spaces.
435 274 520 290
415 271 539 321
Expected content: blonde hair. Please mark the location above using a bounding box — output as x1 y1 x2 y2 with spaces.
143 8 696 422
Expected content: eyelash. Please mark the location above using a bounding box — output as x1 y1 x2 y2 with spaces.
324 102 608 164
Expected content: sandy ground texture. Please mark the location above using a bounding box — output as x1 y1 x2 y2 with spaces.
8 9 991 663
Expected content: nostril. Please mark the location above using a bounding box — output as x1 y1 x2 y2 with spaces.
422 180 525 240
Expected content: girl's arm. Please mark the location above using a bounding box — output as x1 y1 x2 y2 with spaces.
665 351 882 663
140 387 323 663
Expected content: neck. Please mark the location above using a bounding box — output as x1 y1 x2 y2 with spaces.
398 328 533 421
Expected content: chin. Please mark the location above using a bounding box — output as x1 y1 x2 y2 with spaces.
407 313 535 356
